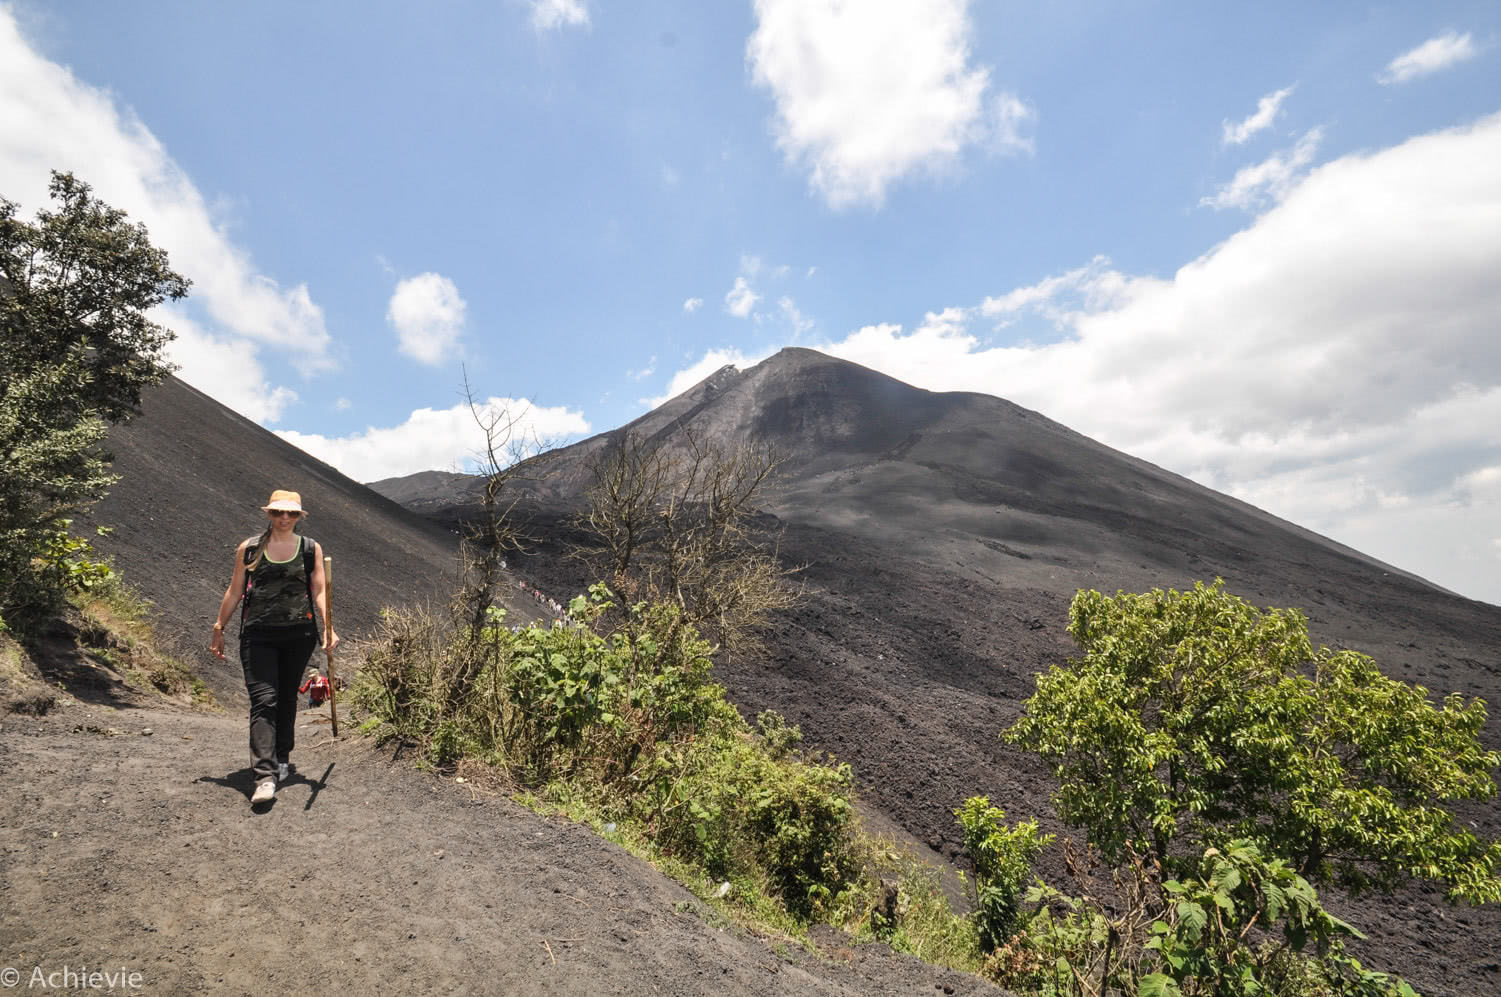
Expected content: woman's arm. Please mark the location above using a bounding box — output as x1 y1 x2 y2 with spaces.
310 541 340 653
209 540 250 660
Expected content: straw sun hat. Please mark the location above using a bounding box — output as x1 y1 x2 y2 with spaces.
261 489 305 513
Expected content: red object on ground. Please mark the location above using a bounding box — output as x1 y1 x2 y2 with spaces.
299 674 332 706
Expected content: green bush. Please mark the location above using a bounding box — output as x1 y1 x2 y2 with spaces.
1006 579 1501 903
353 583 862 923
659 732 859 918
955 796 1053 951
756 709 803 759
984 841 1417 997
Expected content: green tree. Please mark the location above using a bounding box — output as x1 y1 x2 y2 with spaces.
0 171 188 626
1006 579 1501 904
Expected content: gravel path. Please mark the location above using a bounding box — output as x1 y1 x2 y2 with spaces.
0 698 1002 997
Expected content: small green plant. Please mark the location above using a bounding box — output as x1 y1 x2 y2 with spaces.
756 709 802 759
955 796 1054 952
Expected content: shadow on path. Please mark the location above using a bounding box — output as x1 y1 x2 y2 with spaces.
195 764 335 812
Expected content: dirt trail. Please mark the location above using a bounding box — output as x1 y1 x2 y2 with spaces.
0 699 1001 996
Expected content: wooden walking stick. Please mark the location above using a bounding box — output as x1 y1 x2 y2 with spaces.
323 555 340 738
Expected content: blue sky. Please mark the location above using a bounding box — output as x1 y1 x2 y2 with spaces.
3 1 1500 605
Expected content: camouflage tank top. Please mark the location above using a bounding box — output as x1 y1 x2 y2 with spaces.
242 535 317 631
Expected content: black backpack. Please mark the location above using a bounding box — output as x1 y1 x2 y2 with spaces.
240 534 319 634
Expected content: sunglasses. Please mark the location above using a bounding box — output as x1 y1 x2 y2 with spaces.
269 510 301 518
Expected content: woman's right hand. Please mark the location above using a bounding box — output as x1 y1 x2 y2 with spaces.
210 627 225 660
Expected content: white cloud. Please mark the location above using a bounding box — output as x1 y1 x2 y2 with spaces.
628 356 657 382
656 113 1501 604
642 346 773 410
987 92 1037 156
980 255 1125 328
1380 31 1479 84
747 0 1032 209
156 311 298 423
683 297 704 313
1201 127 1323 211
387 273 467 366
530 0 589 32
725 276 759 318
335 397 351 411
276 397 591 483
0 9 331 423
1222 85 1295 145
779 296 813 338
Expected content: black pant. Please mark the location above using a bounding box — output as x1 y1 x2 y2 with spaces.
240 625 318 783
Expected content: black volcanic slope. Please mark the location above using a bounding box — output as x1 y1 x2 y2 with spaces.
87 377 466 705
378 347 1501 996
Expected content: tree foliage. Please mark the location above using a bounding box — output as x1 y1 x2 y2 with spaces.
0 172 187 626
1006 580 1501 904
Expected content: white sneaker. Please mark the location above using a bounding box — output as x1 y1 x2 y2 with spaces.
251 779 276 804
277 762 290 782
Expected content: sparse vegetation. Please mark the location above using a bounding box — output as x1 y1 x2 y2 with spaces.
353 536 1491 993
74 569 212 703
572 429 800 653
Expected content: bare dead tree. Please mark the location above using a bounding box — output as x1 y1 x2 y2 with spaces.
580 430 670 588
445 370 555 712
573 428 801 653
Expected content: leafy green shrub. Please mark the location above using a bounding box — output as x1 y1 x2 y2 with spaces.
1006 579 1501 903
984 840 1417 996
353 583 862 924
756 709 802 759
619 713 858 918
955 796 1054 952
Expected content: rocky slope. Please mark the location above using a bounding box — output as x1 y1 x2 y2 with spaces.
378 347 1501 996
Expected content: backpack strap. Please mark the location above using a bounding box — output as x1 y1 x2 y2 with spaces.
239 536 261 634
300 535 319 627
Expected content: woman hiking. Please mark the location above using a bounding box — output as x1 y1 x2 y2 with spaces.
210 490 340 805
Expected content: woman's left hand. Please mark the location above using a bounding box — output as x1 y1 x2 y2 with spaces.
324 630 341 653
